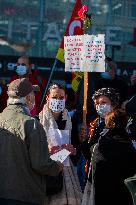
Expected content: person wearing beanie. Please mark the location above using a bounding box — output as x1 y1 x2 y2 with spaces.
78 87 120 194
80 87 120 160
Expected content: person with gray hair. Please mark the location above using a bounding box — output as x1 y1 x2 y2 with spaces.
0 78 63 205
7 77 40 115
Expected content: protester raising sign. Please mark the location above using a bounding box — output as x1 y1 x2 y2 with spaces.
64 34 105 72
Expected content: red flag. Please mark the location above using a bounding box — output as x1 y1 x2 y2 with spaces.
56 0 83 63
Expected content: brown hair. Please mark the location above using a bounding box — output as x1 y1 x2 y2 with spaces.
105 109 128 129
46 83 65 97
92 87 120 107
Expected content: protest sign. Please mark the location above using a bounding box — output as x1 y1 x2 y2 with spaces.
64 34 105 72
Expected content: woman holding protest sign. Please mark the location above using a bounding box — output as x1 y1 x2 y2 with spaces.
39 83 82 205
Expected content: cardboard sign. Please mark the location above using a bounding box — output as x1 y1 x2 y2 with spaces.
64 34 105 72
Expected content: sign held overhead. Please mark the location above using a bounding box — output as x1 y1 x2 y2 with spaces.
64 34 105 72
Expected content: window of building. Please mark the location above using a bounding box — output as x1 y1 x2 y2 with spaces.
113 1 123 17
131 4 136 18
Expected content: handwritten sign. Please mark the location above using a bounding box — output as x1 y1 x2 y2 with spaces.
64 34 105 72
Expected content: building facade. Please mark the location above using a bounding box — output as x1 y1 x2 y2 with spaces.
0 0 136 62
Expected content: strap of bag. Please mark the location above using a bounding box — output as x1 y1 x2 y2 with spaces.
88 143 97 178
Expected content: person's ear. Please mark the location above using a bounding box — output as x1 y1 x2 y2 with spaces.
25 95 31 104
25 95 29 102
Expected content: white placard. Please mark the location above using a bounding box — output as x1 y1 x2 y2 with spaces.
50 149 71 163
48 129 70 147
64 34 105 72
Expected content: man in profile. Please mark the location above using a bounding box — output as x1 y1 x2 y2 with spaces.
0 78 63 205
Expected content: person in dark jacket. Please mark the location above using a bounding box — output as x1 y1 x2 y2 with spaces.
78 88 120 192
80 87 120 161
90 109 136 205
0 78 63 205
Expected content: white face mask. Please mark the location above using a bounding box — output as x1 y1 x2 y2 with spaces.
96 104 112 118
49 99 65 113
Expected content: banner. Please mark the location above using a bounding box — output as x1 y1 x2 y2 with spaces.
64 34 105 72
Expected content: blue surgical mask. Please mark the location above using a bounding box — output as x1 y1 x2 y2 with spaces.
101 72 111 79
16 65 27 76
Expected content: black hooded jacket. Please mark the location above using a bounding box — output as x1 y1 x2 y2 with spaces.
91 128 136 205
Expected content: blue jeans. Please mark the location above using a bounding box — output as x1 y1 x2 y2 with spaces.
0 198 38 205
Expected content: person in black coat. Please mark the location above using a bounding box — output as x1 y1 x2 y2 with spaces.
80 87 120 161
91 109 136 205
79 88 120 191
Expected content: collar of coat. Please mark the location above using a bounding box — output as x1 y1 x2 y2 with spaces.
39 104 72 131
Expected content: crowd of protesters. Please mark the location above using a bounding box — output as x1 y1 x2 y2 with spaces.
0 55 136 205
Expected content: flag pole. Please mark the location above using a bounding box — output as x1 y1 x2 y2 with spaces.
81 6 92 127
83 71 88 126
40 58 58 107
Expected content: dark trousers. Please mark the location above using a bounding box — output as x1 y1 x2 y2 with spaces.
0 198 39 205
